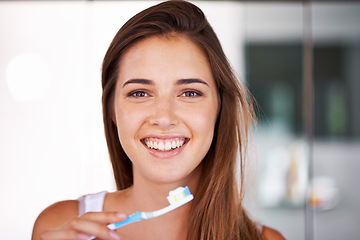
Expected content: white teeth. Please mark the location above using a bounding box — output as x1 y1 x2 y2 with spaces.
165 142 172 151
158 142 165 151
145 138 186 151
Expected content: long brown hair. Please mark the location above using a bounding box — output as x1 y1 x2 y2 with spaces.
101 1 259 239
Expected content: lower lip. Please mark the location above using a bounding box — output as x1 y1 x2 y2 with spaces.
144 143 187 159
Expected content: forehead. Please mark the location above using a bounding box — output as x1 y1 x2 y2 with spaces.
123 34 206 60
117 35 213 82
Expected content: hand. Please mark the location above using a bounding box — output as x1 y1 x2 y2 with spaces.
40 212 127 240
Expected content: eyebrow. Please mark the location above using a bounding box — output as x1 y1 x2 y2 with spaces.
122 79 154 87
122 78 209 87
176 78 209 86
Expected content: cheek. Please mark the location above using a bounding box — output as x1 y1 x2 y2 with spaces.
188 104 218 140
114 105 142 141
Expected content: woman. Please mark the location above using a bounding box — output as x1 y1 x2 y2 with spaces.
32 1 285 239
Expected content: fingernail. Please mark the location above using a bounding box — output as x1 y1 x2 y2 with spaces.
77 233 89 240
116 212 127 219
109 230 120 240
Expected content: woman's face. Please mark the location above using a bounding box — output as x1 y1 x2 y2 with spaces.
113 35 219 185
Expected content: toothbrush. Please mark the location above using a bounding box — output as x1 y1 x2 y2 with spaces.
89 186 193 239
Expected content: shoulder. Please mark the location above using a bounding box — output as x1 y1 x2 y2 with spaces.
32 200 78 239
262 226 286 240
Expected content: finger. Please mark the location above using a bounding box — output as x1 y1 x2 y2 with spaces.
67 218 120 240
80 212 127 225
41 228 89 240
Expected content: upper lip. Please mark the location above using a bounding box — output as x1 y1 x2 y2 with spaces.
140 134 189 140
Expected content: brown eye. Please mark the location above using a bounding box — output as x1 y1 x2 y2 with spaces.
128 91 149 98
181 91 202 97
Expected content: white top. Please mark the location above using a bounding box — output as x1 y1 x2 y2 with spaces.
77 191 108 216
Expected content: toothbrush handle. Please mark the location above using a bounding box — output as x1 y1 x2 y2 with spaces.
108 211 143 229
89 212 143 239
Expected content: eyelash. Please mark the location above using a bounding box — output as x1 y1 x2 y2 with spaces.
180 90 203 98
127 90 149 98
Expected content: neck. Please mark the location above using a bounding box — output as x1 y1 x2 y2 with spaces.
117 166 202 240
124 162 201 215
130 167 200 209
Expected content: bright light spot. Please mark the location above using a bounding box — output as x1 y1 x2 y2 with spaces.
6 53 52 102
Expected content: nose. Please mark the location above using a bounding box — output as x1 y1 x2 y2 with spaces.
148 96 178 128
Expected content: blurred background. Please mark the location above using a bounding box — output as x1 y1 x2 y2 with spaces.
0 1 359 239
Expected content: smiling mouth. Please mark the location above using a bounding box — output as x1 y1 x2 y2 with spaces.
141 137 188 152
